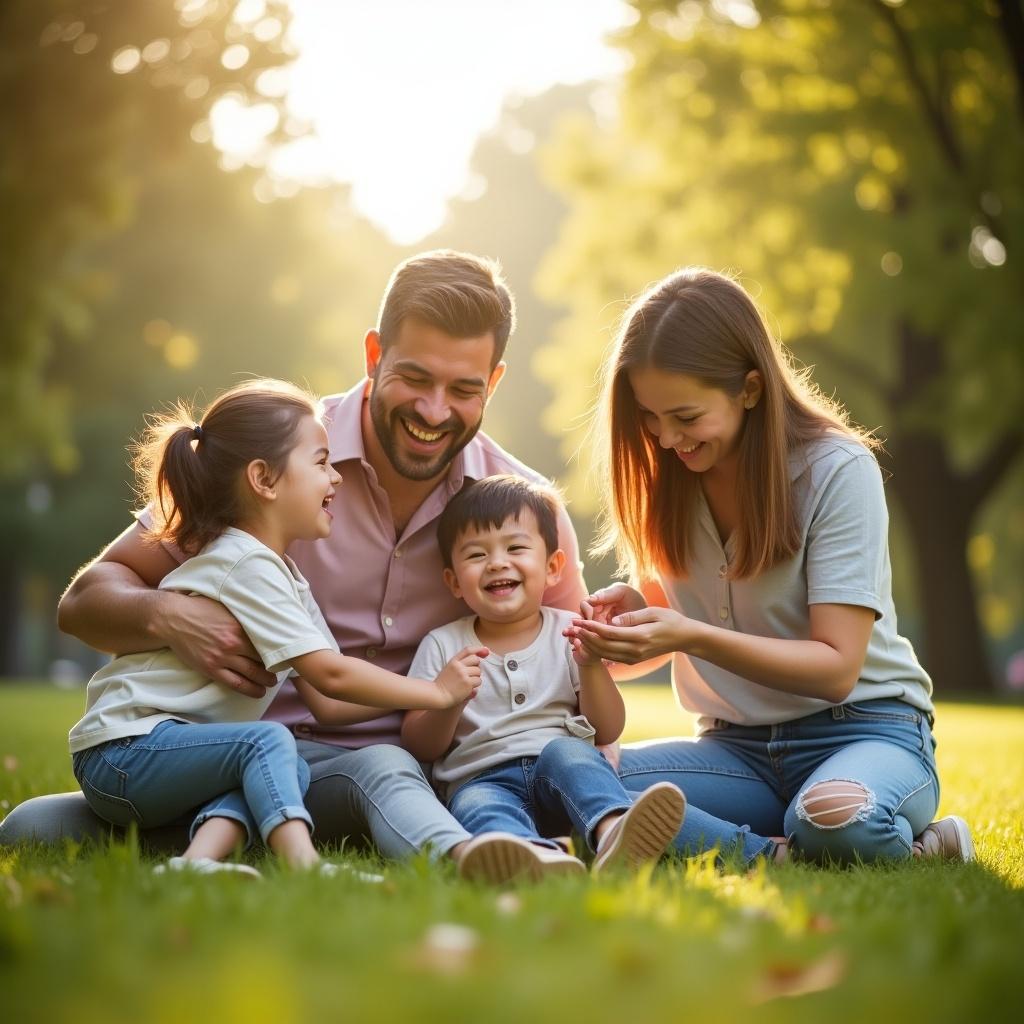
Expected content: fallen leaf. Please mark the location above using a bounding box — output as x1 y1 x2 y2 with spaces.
750 949 847 1003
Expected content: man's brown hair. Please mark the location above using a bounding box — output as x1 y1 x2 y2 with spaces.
377 249 516 366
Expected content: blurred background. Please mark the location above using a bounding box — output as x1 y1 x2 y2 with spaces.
2 0 1022 698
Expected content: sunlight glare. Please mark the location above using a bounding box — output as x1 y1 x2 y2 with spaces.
216 0 633 243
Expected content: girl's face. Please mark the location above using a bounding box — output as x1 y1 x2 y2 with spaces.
627 366 762 478
274 415 342 543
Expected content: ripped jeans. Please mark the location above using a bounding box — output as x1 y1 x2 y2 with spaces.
618 699 939 865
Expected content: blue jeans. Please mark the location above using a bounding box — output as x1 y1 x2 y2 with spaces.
72 720 313 847
448 738 634 852
618 699 939 865
297 740 470 860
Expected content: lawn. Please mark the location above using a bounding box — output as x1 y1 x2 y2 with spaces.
1 682 1023 1023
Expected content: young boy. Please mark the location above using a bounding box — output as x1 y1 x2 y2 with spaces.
402 476 686 884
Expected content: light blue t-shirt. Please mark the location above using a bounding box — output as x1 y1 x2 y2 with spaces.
664 435 933 732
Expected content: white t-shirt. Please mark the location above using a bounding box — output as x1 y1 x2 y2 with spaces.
408 607 595 800
69 528 337 753
665 436 933 732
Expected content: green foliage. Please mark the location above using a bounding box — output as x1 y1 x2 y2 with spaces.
1 683 1023 1022
1 0 292 478
536 0 1024 687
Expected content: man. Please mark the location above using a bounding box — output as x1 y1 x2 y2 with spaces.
0 250 587 865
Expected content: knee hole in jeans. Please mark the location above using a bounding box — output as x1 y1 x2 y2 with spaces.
796 779 873 829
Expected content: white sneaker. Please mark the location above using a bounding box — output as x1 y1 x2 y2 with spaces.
457 833 587 885
153 856 262 879
592 782 686 875
317 862 386 884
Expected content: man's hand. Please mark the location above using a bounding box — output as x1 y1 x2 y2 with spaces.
434 646 487 707
160 593 275 698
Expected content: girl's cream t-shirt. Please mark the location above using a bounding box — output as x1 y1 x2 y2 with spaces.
69 528 337 753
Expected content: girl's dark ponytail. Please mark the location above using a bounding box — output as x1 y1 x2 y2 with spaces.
133 380 319 554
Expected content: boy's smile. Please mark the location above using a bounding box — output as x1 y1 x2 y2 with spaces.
443 510 565 633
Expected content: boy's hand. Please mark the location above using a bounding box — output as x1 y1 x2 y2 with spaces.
568 633 603 667
434 646 488 707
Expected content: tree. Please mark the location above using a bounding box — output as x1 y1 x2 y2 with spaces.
1 0 292 478
0 1 406 674
537 0 1024 693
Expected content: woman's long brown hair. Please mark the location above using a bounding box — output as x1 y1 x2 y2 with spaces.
593 268 879 583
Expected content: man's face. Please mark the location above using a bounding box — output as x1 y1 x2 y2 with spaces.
366 318 505 481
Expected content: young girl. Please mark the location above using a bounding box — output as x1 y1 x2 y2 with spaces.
567 268 972 866
69 379 483 876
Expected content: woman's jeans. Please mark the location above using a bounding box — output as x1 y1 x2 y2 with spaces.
448 737 634 852
72 720 313 847
618 699 939 865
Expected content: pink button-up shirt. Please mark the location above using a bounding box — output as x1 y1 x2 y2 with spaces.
263 380 588 747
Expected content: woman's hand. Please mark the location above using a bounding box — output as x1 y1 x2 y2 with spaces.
567 607 695 665
580 583 648 625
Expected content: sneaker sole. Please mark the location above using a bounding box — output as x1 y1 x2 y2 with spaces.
593 783 686 874
458 834 544 885
946 815 976 862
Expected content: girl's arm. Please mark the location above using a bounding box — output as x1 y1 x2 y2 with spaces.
401 705 464 762
568 602 874 704
289 646 486 712
289 679 394 726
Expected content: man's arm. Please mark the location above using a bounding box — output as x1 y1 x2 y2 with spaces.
57 521 276 697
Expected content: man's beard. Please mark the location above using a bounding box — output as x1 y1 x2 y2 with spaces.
369 393 481 481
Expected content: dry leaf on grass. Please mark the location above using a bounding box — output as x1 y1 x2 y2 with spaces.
750 949 847 1003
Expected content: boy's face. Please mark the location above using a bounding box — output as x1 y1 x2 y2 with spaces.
443 509 565 624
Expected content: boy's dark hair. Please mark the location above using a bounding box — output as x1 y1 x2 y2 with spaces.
437 475 561 569
377 249 516 368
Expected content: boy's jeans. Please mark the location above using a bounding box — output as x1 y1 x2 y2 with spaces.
72 719 313 847
618 698 939 864
448 737 635 852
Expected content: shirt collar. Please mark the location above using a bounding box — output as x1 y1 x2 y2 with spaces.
324 380 371 465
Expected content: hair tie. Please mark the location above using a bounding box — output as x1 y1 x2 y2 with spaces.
192 424 203 443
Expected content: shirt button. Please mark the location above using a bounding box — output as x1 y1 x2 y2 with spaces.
394 549 402 559
719 606 729 621
366 647 377 659
514 693 526 705
718 564 728 578
507 659 519 671
383 616 393 627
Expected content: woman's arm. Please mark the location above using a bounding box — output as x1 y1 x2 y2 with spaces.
568 602 875 704
289 646 486 711
401 705 464 762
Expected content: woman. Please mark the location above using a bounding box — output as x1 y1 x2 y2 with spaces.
567 268 972 865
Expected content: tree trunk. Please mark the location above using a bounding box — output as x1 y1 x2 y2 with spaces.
884 435 994 695
883 319 997 694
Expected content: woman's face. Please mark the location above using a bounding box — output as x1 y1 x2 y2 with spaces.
627 366 761 477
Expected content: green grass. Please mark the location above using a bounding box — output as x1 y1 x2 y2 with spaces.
2 682 1023 1023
